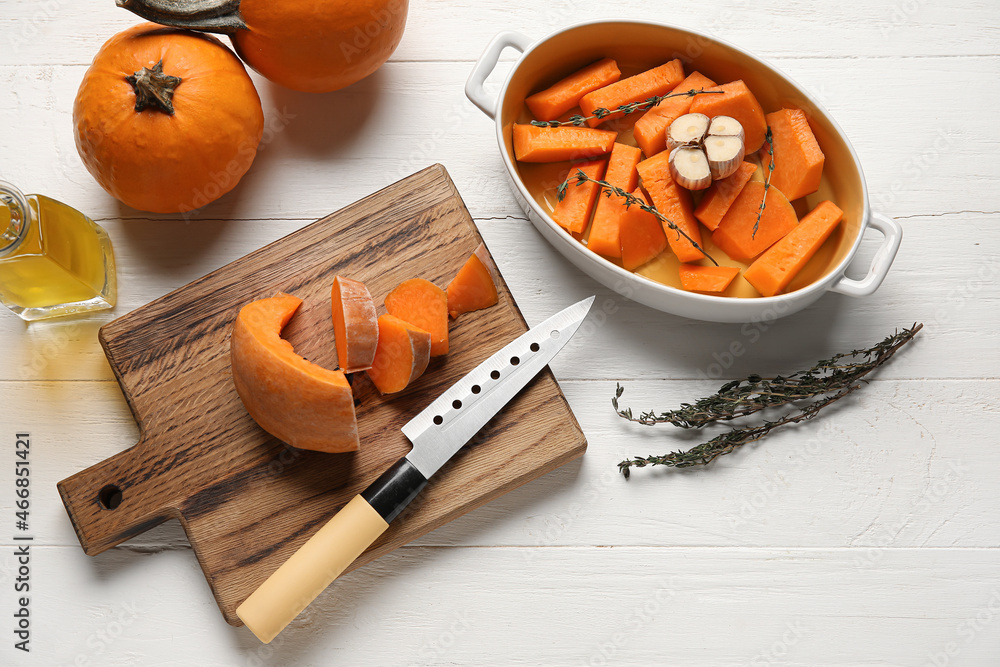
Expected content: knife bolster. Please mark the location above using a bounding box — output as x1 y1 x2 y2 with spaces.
361 457 428 523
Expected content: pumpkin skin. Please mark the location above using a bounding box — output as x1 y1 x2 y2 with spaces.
232 0 409 93
231 293 360 453
73 24 264 214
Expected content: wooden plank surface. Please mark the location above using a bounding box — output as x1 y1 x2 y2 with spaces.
15 545 1000 666
55 165 586 625
1 0 999 664
1 0 998 65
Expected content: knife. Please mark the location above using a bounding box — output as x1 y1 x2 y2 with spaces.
236 295 595 643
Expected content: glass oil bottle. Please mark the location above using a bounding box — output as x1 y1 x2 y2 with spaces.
0 180 116 321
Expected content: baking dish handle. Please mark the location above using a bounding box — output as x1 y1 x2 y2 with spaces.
829 211 902 297
465 31 534 119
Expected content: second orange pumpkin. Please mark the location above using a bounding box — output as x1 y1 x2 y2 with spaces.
118 0 409 93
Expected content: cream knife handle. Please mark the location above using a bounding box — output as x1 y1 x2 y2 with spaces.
236 458 428 643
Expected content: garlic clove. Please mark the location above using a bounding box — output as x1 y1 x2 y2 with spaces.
707 115 745 144
666 113 710 152
669 146 713 190
704 135 745 180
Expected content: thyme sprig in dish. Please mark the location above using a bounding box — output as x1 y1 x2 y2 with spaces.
559 169 719 266
530 89 723 128
753 126 775 238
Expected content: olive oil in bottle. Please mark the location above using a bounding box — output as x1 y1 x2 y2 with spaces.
0 180 116 321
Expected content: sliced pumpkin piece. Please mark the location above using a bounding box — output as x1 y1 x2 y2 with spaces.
619 189 667 271
761 108 825 201
552 158 608 234
512 124 617 162
367 314 432 394
694 161 757 231
231 293 359 453
743 200 843 297
689 80 767 153
712 181 799 262
447 243 500 319
588 142 642 259
385 278 449 356
331 276 378 373
678 264 741 293
525 57 621 121
633 70 717 157
578 59 685 127
636 151 705 263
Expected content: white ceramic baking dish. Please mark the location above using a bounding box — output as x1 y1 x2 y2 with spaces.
465 20 901 323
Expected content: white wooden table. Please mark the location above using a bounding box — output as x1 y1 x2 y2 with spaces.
2 1 999 665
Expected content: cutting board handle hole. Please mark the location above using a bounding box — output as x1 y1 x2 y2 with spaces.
98 484 123 510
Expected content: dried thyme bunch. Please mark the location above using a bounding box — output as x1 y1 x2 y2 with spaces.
616 323 923 477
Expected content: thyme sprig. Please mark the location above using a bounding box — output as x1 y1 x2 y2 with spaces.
617 389 857 476
753 126 775 239
614 323 922 428
615 323 923 477
558 169 719 266
530 89 722 128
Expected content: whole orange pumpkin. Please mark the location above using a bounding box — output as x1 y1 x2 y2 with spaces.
74 23 265 214
116 0 408 93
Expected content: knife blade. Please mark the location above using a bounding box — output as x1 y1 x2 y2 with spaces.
236 296 595 643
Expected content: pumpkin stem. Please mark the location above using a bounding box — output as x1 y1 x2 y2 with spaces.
126 60 183 115
116 0 246 35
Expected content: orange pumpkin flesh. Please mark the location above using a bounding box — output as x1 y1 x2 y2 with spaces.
73 23 264 213
446 243 499 319
331 276 378 373
366 314 431 395
384 278 449 357
231 293 359 453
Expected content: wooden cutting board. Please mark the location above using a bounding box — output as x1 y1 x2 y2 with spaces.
57 164 587 626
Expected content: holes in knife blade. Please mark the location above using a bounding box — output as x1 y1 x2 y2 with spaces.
98 484 123 510
550 330 561 339
426 339 541 430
